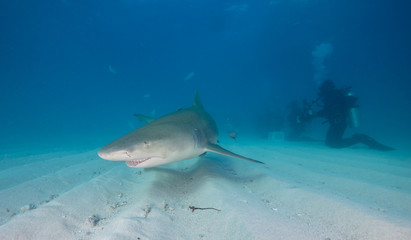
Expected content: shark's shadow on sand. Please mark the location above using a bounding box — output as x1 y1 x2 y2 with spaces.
144 154 266 200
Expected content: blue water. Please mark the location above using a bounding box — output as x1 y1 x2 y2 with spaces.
1 0 410 151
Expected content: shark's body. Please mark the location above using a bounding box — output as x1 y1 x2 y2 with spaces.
98 92 263 168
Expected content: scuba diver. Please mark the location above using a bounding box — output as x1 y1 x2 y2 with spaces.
305 80 394 151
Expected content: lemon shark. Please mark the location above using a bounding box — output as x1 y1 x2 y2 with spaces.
98 92 263 168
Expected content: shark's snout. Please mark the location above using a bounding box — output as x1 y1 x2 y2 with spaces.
97 149 110 160
97 148 130 161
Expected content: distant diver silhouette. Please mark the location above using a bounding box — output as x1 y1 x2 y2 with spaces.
306 80 394 151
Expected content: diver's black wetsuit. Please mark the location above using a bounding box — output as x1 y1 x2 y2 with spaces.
313 80 393 151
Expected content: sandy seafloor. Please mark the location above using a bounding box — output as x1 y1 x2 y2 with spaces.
0 139 410 240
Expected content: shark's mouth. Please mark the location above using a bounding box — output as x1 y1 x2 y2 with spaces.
126 157 151 167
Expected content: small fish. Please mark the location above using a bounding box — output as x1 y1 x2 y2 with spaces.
184 72 195 81
228 132 237 140
108 65 117 74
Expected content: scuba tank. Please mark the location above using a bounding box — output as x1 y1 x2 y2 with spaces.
349 107 359 128
347 92 360 128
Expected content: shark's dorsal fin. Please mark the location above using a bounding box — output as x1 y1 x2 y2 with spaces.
193 90 204 109
206 143 264 164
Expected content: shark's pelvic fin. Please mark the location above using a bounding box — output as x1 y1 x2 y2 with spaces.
133 114 156 123
193 90 204 109
206 143 264 164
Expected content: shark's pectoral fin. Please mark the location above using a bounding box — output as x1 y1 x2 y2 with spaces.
133 114 156 123
206 143 264 164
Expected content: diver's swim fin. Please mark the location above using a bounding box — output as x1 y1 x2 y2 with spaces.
354 134 395 151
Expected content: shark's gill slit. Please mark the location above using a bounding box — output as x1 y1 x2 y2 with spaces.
192 128 202 148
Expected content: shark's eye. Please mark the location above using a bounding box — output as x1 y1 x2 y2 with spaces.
143 141 150 148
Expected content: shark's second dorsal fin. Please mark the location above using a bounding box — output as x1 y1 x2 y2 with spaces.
133 114 156 123
193 90 204 109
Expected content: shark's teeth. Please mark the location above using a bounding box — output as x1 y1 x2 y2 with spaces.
126 158 151 167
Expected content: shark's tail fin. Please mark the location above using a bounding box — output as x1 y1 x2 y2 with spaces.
193 90 204 109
